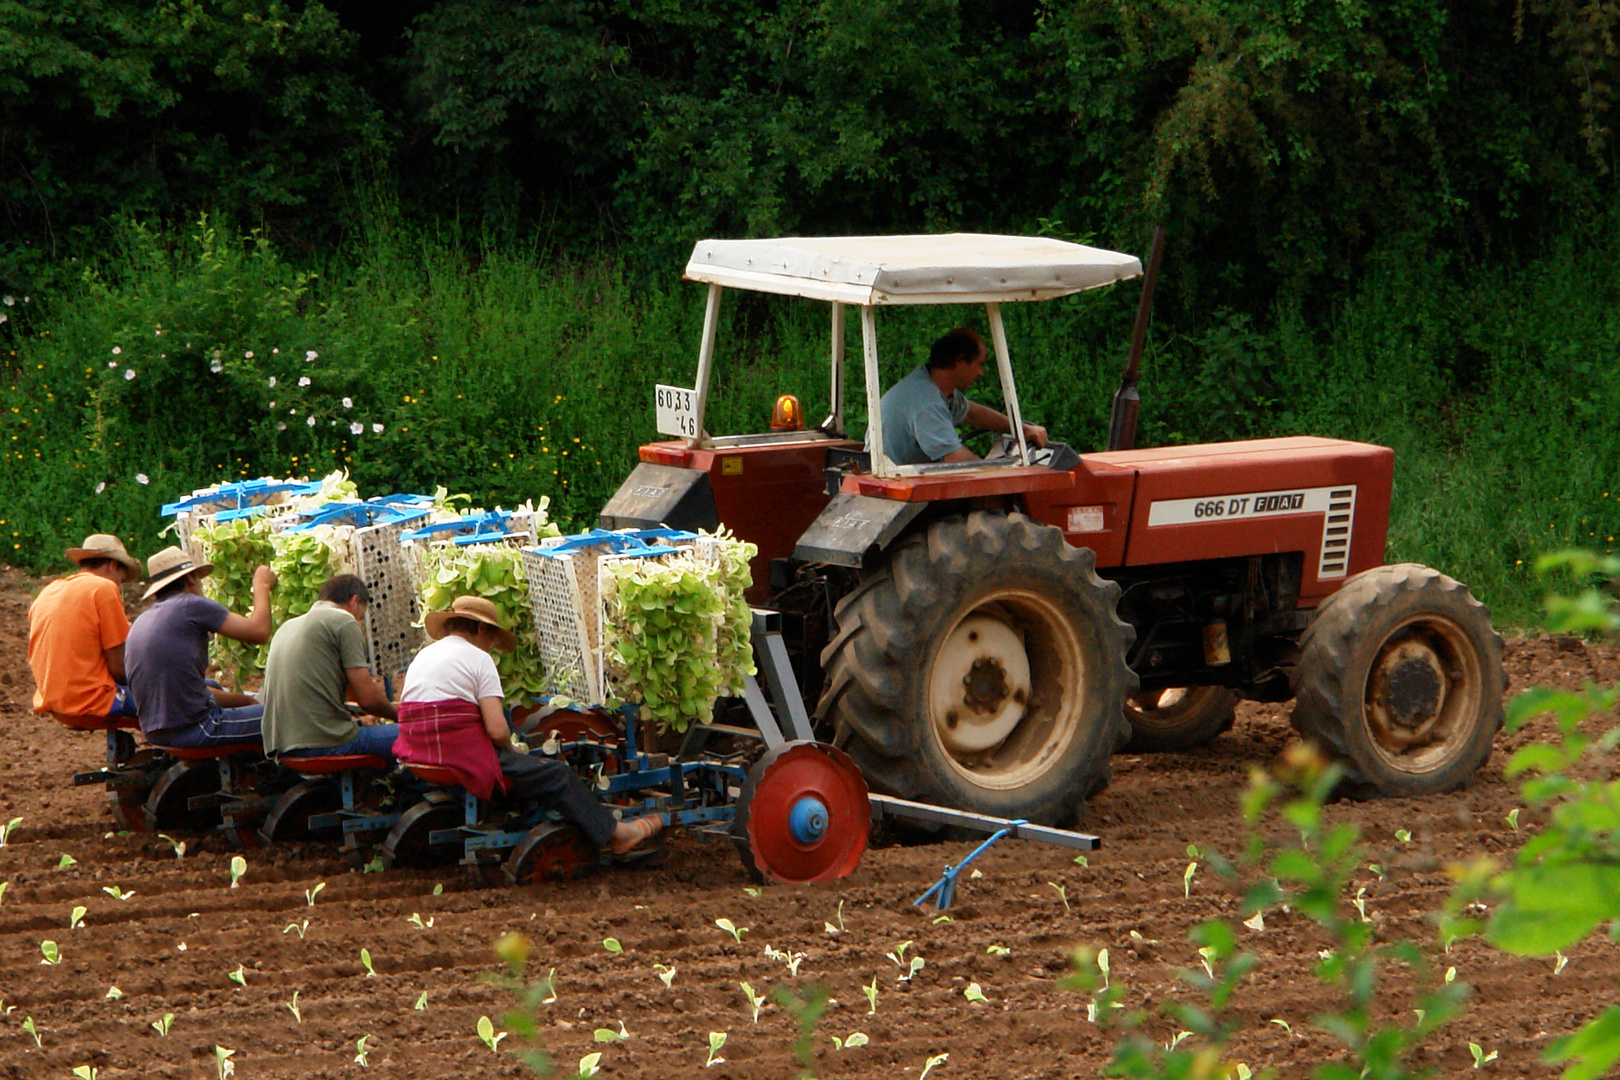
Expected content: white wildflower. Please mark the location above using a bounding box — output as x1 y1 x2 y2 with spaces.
371 423 384 434
245 351 254 359
210 361 223 373
298 376 311 387
124 369 136 381
2 295 12 306
350 422 364 435
112 346 121 355
305 350 317 362
342 397 353 408
276 422 286 431
306 415 316 427
135 473 149 485
94 482 106 494
267 376 277 388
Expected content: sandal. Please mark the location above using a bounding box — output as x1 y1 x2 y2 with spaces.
609 814 664 855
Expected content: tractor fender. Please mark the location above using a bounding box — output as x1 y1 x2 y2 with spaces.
599 463 719 533
794 492 928 568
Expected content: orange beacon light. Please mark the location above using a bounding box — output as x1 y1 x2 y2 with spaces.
771 394 804 431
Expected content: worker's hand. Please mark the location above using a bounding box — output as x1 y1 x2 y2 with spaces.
1021 422 1049 449
252 564 278 591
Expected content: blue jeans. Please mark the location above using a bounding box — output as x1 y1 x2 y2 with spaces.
154 702 264 749
286 723 400 760
109 683 137 717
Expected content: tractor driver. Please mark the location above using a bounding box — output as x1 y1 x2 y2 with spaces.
873 327 1049 466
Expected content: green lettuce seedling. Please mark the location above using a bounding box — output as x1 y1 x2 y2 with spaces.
414 991 428 1011
740 982 765 1023
58 854 77 869
0 881 8 906
1244 911 1266 931
986 944 1010 957
1395 828 1412 843
288 992 302 1023
69 905 86 929
102 885 134 901
1073 853 1089 867
963 983 988 1003
21 1015 41 1047
105 987 122 1000
1050 882 1071 912
40 940 60 965
577 1052 603 1078
824 899 845 936
864 976 879 1014
899 956 925 982
602 937 623 954
73 1067 97 1080
152 1013 174 1036
743 886 761 897
360 948 376 977
283 920 309 939
228 855 247 889
919 1051 949 1079
932 914 953 925
1555 952 1570 974
1470 1042 1498 1068
1506 808 1521 830
885 940 912 967
477 1015 506 1052
715 918 747 944
0 816 22 845
213 1045 234 1080
1183 861 1198 897
406 913 433 929
1167 1030 1193 1051
305 882 325 906
654 964 677 988
593 1021 629 1042
354 1035 372 1066
1270 1018 1292 1034
157 833 186 858
228 964 247 987
832 1032 870 1050
705 1031 727 1067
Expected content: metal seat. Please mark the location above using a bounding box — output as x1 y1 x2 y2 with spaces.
400 761 463 788
279 754 390 775
52 712 141 731
164 742 265 761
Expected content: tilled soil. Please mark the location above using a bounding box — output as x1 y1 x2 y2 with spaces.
1 566 1618 1079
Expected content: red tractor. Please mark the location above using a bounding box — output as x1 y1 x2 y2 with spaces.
601 233 1504 827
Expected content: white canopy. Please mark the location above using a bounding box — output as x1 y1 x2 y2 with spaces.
684 233 1143 305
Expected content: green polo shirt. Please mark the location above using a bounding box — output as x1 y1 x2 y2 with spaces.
261 600 369 756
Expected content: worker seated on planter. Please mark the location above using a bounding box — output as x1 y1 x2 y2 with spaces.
394 595 662 856
28 533 144 720
125 546 276 749
873 327 1048 465
260 573 398 761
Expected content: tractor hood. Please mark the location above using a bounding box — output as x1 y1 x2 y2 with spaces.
684 234 1143 306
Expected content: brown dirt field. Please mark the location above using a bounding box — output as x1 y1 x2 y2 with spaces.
2 565 1618 1080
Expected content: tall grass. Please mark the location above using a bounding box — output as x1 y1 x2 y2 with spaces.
1 214 1614 628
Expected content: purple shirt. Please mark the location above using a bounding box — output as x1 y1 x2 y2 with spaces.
126 591 228 736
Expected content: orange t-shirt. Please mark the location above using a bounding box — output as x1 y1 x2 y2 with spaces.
28 572 131 716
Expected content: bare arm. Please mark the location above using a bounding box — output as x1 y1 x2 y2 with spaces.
210 686 257 707
962 400 1048 449
103 643 126 683
215 565 277 645
345 668 397 721
478 697 510 744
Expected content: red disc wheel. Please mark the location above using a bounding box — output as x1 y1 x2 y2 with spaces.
505 821 598 885
731 741 870 884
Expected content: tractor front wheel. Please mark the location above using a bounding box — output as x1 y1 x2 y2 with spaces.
1123 686 1238 752
818 512 1134 827
1291 563 1505 798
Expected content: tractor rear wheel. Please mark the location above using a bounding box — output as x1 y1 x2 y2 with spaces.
818 512 1134 827
1291 563 1504 798
1123 686 1238 752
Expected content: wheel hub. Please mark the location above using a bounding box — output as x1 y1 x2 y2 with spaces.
1368 638 1449 748
930 615 1032 754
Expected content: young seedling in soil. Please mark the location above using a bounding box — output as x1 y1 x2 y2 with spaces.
105 987 122 1000
1050 882 1071 912
214 1045 234 1080
305 882 325 906
157 833 185 858
1506 808 1521 830
228 855 247 889
354 1035 372 1066
103 885 134 901
288 992 302 1023
705 1031 727 1067
1244 911 1266 931
715 918 747 944
22 1016 41 1047
360 948 376 977
72 1067 97 1079
986 944 1010 957
832 1032 870 1050
577 1052 603 1078
653 964 677 987
69 905 86 929
228 964 247 987
0 815 22 845
284 920 309 939
899 955 925 982
152 1013 174 1036
0 881 8 906
414 991 428 1011
864 976 879 1014
406 913 433 929
1184 861 1198 897
1554 952 1570 974
919 1051 949 1079
593 1021 629 1042
57 854 76 868
1470 1042 1498 1068
743 886 761 897
40 940 60 965
963 983 988 1003
932 914 953 924
740 982 765 1023
762 944 806 976
824 899 845 936
477 1015 506 1052
886 940 913 967
602 937 623 954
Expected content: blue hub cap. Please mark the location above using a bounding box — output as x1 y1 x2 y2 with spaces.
788 796 829 843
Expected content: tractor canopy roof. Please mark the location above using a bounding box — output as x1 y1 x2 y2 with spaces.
684 233 1142 306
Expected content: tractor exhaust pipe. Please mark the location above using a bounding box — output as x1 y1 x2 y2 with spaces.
1107 225 1166 452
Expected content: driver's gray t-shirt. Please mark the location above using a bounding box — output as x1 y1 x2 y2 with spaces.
872 364 971 465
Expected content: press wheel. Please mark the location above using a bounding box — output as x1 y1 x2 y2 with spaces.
381 791 462 869
142 760 224 832
731 741 870 884
260 779 343 843
505 821 598 884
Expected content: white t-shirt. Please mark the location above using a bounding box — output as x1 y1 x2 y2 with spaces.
401 634 503 705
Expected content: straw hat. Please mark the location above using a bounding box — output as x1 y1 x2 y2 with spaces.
425 595 518 652
63 533 142 581
141 545 213 601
